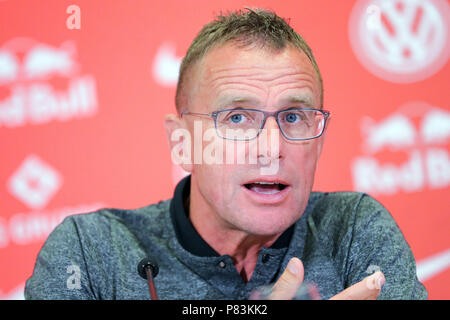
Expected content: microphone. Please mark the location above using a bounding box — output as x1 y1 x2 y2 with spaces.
137 257 159 300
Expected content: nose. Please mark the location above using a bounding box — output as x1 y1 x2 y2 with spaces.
262 116 279 131
261 116 281 144
257 116 282 160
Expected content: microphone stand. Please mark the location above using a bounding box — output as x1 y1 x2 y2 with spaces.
145 266 159 300
138 257 160 300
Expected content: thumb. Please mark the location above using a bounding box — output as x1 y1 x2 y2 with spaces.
269 257 304 300
330 271 385 300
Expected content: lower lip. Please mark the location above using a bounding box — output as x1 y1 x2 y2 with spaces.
241 185 291 205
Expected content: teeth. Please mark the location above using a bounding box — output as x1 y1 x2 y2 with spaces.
243 182 288 195
256 189 280 195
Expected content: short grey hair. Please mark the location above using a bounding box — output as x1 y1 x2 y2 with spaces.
175 8 323 112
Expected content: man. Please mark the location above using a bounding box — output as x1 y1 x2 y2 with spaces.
25 8 427 300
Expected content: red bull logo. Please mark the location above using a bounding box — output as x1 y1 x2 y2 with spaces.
0 38 97 127
362 113 417 154
152 42 182 87
23 43 77 80
352 102 450 194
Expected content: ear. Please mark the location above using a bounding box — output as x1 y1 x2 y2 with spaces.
164 114 193 173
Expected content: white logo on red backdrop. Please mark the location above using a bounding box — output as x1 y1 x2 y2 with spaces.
352 101 450 194
1 154 104 251
349 0 450 83
7 155 62 210
1 153 104 301
416 248 450 283
0 37 98 127
152 43 182 86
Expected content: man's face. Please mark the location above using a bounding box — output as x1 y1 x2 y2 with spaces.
183 42 325 237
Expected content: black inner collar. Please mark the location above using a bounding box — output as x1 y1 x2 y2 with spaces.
170 175 294 257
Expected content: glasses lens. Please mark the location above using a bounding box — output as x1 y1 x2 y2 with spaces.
278 109 325 140
216 109 263 140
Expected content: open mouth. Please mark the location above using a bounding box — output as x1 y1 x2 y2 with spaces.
244 182 288 195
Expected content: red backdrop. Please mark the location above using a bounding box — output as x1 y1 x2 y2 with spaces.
0 0 449 299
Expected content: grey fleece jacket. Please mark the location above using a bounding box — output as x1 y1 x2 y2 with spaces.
24 178 427 300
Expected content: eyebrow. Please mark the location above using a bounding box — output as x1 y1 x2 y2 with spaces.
214 94 316 111
214 96 260 110
281 95 314 106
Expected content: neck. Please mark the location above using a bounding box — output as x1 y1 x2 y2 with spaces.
189 178 281 282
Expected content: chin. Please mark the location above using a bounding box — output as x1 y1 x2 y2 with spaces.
234 208 296 236
246 223 291 238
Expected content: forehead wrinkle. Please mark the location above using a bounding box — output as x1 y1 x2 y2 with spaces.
207 65 314 83
204 66 267 85
267 76 317 102
207 78 268 96
269 76 316 90
276 84 315 97
203 67 318 101
273 75 315 88
266 85 316 108
205 72 317 100
260 67 316 82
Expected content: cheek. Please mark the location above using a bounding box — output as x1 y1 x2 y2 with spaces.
292 143 319 167
287 144 321 188
194 164 236 205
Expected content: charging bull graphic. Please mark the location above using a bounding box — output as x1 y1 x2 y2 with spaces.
0 50 19 83
152 42 182 87
421 109 450 144
352 102 450 194
0 38 97 127
362 114 417 154
23 42 78 80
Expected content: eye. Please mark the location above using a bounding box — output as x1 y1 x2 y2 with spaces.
222 110 254 124
230 113 245 123
284 112 302 123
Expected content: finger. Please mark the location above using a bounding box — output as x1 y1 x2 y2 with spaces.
329 271 385 300
269 257 304 300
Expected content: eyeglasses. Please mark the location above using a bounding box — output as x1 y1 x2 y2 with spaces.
181 108 330 141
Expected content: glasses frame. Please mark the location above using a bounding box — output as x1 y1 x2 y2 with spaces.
181 108 331 141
